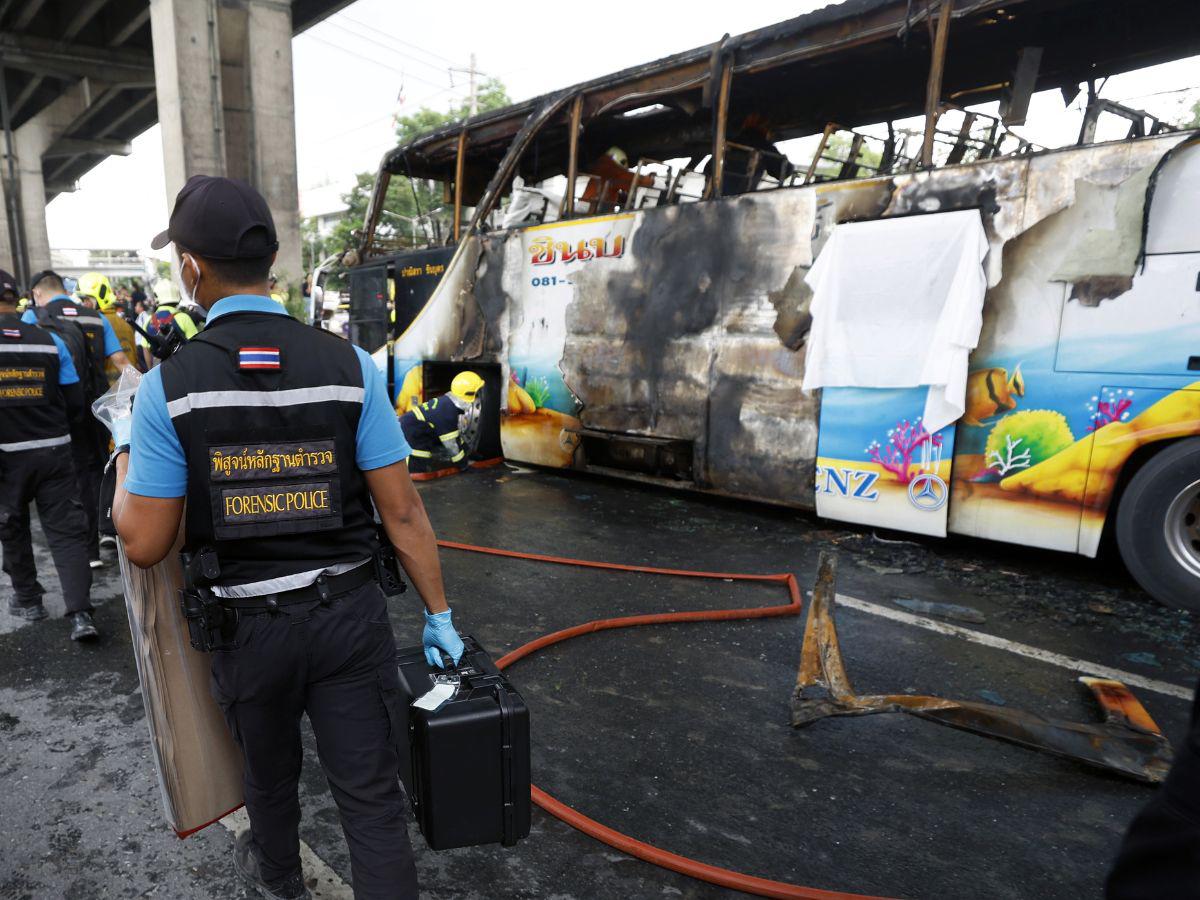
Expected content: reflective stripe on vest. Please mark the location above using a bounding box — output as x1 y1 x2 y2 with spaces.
0 344 58 355
166 384 365 419
0 433 71 452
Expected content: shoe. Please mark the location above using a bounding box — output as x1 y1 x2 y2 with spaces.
89 558 104 569
70 612 99 642
7 602 48 621
233 831 310 900
99 535 117 550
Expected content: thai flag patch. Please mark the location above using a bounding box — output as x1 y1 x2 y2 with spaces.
2 328 21 339
61 305 77 316
239 347 281 370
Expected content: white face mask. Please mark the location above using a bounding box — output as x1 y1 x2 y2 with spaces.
175 254 200 307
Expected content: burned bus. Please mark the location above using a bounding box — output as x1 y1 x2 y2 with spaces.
333 0 1200 609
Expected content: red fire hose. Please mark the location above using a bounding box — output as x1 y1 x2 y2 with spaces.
436 539 887 900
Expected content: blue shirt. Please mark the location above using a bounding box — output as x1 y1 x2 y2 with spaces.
23 295 123 357
125 294 410 498
49 333 80 385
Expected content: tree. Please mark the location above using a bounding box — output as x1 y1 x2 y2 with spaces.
320 77 511 265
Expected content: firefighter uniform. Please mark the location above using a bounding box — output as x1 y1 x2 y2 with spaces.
79 271 138 382
398 371 483 470
400 395 467 463
0 288 95 633
153 301 201 341
25 287 120 565
126 293 419 897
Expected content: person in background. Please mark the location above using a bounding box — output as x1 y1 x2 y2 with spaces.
580 146 655 213
27 270 132 568
152 278 202 343
269 272 287 306
399 370 484 474
130 280 147 308
132 298 154 371
0 268 99 640
720 113 793 195
78 271 139 381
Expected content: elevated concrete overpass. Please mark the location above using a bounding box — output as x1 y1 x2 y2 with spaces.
0 0 354 288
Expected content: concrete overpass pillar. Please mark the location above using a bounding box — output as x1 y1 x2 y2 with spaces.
0 168 13 278
11 81 94 272
150 0 303 290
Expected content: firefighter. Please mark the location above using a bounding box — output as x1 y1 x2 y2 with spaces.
105 175 462 900
580 146 655 212
0 269 98 640
78 271 139 381
398 370 483 473
27 270 132 569
152 294 202 342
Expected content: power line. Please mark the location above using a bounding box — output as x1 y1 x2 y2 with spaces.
338 14 457 67
304 33 454 94
321 20 451 79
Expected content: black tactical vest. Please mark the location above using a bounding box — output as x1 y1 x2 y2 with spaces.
159 310 376 588
38 297 108 401
0 314 70 452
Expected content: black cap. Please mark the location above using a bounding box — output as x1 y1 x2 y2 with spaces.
151 175 279 259
28 269 64 291
0 269 17 297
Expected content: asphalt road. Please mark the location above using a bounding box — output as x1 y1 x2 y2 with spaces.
1 465 1196 899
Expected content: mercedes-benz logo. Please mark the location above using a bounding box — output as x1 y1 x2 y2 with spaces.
907 472 948 511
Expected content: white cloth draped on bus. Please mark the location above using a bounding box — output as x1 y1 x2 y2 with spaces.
801 208 989 433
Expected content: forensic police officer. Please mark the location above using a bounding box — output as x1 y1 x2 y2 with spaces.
398 370 484 474
0 269 98 640
27 270 132 568
106 176 464 900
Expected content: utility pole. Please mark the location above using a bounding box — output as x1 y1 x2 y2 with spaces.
468 52 477 117
449 53 483 118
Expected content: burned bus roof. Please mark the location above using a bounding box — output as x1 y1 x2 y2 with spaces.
379 0 1200 183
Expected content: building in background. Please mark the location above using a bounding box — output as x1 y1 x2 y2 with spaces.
50 248 157 286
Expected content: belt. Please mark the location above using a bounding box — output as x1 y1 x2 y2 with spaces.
216 563 377 612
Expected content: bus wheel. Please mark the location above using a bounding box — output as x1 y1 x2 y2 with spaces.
1116 437 1200 611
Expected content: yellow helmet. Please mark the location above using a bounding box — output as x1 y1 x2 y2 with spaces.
606 146 629 168
450 370 485 401
78 271 116 309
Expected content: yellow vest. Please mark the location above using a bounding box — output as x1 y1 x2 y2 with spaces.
101 308 136 382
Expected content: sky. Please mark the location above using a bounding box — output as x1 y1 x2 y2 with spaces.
44 0 1200 258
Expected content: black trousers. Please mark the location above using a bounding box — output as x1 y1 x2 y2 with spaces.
0 447 93 614
210 581 418 899
69 420 106 560
1106 680 1200 898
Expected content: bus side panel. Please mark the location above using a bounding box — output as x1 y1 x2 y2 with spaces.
948 138 1200 554
1077 384 1200 555
556 192 821 505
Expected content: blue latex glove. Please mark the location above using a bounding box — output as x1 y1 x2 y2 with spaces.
110 413 132 449
423 608 465 668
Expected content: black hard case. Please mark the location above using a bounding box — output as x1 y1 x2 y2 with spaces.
394 636 531 850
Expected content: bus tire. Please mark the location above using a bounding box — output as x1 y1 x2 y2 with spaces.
1115 437 1200 611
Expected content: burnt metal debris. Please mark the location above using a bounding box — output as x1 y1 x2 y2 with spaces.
790 552 1174 783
